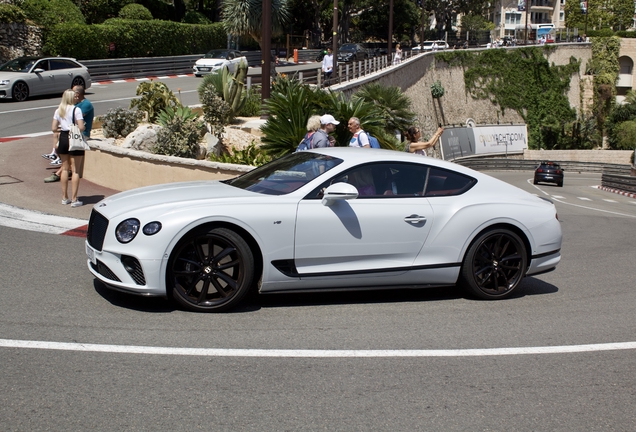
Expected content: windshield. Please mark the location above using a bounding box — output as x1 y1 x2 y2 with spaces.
225 152 343 195
340 44 357 52
204 50 229 59
0 57 37 72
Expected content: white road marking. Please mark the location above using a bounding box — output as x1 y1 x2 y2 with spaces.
551 195 565 199
1 338 635 358
0 203 86 234
529 179 636 218
578 197 592 201
603 199 618 203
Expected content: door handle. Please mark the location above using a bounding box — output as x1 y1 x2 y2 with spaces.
404 215 426 224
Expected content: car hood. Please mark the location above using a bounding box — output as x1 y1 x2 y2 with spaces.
195 58 227 67
94 181 256 219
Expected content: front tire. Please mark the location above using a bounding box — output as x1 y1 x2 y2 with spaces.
168 227 254 312
459 229 528 300
12 81 29 101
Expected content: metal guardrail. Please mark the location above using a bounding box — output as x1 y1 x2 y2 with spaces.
456 158 633 176
601 173 636 193
81 55 203 80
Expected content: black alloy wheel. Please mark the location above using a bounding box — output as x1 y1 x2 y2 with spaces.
459 228 528 299
11 82 29 102
71 76 85 88
168 227 254 312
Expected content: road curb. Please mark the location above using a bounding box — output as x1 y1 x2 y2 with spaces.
597 185 636 199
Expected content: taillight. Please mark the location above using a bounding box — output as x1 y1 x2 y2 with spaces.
536 168 543 172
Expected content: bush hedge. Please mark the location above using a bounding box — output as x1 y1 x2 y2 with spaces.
20 0 84 34
0 4 28 24
118 4 153 21
44 20 227 59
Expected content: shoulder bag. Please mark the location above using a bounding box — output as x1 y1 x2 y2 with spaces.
68 107 91 151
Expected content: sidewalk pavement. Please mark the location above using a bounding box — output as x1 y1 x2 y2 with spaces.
0 136 120 221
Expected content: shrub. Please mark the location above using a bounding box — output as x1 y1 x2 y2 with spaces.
44 24 107 58
118 3 152 20
152 108 206 159
198 72 223 100
130 81 181 123
430 80 445 98
100 107 142 138
182 10 211 24
237 86 262 117
0 4 28 24
21 0 85 36
199 86 231 138
208 143 272 167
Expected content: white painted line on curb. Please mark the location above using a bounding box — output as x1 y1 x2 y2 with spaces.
0 203 87 235
1 339 635 358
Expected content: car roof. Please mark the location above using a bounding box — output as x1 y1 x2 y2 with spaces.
307 147 479 176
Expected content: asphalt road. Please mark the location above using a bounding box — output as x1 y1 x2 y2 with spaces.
0 75 201 138
1 169 635 430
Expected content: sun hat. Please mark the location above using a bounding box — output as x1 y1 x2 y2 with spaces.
320 114 340 125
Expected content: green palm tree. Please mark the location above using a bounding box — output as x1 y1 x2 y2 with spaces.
260 77 323 157
318 91 399 149
354 83 416 135
221 0 290 49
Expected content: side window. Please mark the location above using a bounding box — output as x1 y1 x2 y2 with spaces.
33 60 49 71
49 59 77 70
424 167 476 197
309 163 432 199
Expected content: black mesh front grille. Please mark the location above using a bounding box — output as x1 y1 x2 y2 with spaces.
122 255 146 286
91 260 121 282
87 210 109 251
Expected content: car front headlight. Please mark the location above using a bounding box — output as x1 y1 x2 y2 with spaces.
0 80 10 85
115 218 140 243
142 221 162 236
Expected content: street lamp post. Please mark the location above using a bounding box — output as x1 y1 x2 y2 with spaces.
261 0 272 104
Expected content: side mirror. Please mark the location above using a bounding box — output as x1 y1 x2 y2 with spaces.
321 182 359 206
33 68 45 74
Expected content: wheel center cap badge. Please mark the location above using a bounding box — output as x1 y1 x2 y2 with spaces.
204 266 212 274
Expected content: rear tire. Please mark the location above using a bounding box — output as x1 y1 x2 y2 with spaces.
71 76 85 88
459 228 527 300
167 227 254 312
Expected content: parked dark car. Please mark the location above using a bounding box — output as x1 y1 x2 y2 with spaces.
534 161 564 187
337 43 370 62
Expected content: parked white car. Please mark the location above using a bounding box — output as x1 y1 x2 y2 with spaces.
86 148 562 312
412 40 450 52
0 56 91 102
193 49 246 77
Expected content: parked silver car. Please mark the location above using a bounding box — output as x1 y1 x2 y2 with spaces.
0 56 91 102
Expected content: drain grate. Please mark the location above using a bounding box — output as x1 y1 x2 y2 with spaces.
0 176 22 185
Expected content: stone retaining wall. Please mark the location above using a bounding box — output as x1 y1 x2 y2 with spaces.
0 22 42 62
524 149 633 165
84 138 251 191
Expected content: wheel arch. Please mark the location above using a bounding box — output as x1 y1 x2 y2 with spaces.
165 220 264 289
462 222 532 269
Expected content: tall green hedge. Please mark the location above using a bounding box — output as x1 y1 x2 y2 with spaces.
44 21 227 59
0 4 28 24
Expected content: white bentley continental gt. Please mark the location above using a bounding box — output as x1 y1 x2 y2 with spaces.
86 148 562 312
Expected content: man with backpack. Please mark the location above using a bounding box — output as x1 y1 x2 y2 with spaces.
347 117 380 148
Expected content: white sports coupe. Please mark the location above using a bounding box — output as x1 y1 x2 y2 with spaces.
86 148 562 312
192 49 246 77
